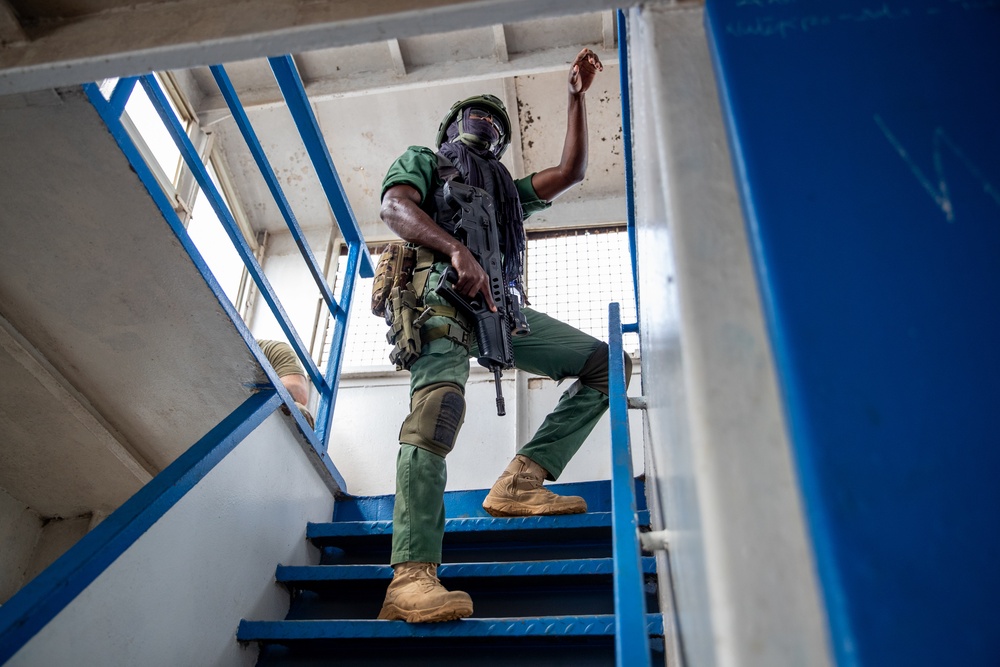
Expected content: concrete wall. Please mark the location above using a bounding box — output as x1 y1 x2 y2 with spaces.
7 413 334 666
0 488 42 604
329 366 644 497
629 5 830 666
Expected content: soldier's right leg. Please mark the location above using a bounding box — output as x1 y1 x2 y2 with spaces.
380 272 474 623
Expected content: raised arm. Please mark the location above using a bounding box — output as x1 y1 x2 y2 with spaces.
530 48 603 202
380 184 496 310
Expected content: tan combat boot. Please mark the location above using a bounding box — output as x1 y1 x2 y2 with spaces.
377 562 473 623
482 454 587 517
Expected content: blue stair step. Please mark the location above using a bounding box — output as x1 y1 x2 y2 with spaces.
240 614 663 641
277 556 657 584
278 558 661 620
248 616 666 667
331 479 648 522
243 479 663 666
310 511 651 564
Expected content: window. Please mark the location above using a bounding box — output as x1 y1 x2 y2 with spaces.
526 227 639 358
114 75 253 313
324 227 639 372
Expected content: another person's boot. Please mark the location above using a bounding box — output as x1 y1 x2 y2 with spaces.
377 562 473 623
482 454 587 517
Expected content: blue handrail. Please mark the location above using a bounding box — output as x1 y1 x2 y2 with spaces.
209 65 343 320
266 55 374 450
0 390 281 663
137 74 328 395
608 302 650 667
94 60 374 454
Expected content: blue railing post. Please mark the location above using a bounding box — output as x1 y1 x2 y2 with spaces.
608 302 650 667
209 64 343 320
316 241 361 450
266 55 375 445
138 74 329 394
617 9 640 318
108 77 138 117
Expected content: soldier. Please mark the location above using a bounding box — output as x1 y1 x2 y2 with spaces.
377 48 630 623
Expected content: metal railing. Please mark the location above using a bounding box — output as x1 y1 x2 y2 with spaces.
617 8 640 318
608 303 649 667
610 9 650 667
83 57 373 469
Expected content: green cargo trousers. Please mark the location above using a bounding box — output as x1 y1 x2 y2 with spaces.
391 262 624 565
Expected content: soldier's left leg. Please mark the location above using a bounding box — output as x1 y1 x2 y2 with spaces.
482 308 632 517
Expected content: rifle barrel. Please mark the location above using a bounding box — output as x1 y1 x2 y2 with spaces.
493 367 506 416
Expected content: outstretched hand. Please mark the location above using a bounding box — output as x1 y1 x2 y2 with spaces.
568 48 603 95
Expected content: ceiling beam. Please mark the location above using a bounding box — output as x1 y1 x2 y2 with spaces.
198 43 619 125
500 76 523 179
0 0 658 96
603 10 617 51
492 24 509 63
386 39 407 76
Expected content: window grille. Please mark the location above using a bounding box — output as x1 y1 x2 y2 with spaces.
323 227 639 372
525 227 639 358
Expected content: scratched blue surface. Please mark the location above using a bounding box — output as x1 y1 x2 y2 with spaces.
705 1 1000 665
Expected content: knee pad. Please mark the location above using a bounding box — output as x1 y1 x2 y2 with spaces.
398 382 466 458
578 342 633 396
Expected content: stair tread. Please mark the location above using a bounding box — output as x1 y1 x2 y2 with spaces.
309 510 650 538
332 479 647 522
277 557 657 583
238 614 664 640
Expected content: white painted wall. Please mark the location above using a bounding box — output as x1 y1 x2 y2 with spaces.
629 6 830 666
330 366 644 497
7 412 334 667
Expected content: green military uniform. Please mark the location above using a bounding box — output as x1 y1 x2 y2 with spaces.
383 146 621 566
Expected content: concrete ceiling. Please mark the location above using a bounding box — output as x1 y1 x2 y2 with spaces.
169 9 628 241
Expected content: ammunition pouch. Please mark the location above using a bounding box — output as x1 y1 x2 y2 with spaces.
383 247 473 371
386 285 427 370
371 242 417 318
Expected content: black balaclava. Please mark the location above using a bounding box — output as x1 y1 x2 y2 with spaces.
445 107 501 155
439 108 526 299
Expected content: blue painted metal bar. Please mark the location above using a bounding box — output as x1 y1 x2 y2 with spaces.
238 614 664 641
83 83 348 491
315 240 360 449
307 510 651 539
334 477 646 521
137 74 329 395
276 557 658 583
608 301 651 667
208 65 342 320
108 76 138 117
0 390 281 663
617 9 640 316
267 55 375 280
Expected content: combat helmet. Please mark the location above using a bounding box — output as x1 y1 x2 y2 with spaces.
435 94 512 158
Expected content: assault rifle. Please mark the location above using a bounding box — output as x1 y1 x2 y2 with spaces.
434 180 529 416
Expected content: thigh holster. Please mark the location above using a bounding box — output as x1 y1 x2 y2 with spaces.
399 382 467 458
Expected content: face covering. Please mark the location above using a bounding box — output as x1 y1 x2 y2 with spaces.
446 106 503 155
462 106 501 146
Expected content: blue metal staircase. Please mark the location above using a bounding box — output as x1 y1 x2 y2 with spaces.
238 479 664 666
